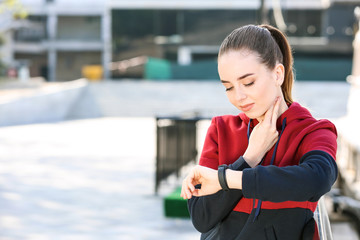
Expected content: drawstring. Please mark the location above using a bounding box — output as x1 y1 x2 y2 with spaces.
270 118 287 165
247 119 252 139
247 118 287 222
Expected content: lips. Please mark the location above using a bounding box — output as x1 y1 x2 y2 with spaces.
240 103 254 112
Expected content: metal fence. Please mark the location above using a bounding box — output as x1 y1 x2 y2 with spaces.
155 116 201 193
315 197 333 240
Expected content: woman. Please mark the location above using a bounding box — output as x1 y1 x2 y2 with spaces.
180 24 338 240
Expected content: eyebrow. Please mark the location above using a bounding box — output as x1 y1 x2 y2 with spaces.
220 73 254 83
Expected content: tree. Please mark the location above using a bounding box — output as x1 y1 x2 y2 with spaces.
0 0 28 19
0 0 28 76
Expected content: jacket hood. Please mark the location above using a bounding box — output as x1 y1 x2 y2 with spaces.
239 102 313 129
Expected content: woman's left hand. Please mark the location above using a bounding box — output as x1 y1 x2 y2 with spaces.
181 165 221 199
243 97 281 167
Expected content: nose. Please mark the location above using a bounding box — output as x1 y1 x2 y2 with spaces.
235 87 247 101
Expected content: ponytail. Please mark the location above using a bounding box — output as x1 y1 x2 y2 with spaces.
218 24 294 104
261 24 294 104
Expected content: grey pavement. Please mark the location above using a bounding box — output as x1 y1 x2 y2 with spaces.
0 80 355 240
0 118 200 240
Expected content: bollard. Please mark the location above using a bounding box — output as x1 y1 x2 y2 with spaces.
18 65 30 82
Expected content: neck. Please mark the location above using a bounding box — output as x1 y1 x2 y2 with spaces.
256 97 289 122
278 98 289 116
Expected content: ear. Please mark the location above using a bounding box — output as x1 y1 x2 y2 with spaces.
274 63 285 86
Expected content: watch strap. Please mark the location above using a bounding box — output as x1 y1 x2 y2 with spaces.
218 164 230 191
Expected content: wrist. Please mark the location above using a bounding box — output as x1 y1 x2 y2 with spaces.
243 151 263 168
229 156 251 170
226 169 243 190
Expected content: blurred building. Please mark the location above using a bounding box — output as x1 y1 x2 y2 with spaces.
3 0 111 81
110 0 358 81
1 0 359 81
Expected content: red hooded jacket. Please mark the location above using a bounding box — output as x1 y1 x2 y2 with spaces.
188 102 338 240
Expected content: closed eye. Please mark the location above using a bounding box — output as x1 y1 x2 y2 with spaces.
244 82 254 87
225 86 233 91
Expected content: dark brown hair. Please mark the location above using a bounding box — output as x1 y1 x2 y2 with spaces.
218 24 294 104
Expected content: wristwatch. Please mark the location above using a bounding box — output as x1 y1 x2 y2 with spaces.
218 164 230 191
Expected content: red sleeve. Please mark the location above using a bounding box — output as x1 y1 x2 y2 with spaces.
299 122 337 160
199 117 219 170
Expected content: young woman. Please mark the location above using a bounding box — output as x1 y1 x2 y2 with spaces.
180 24 338 240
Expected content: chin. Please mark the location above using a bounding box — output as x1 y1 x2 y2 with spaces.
242 110 264 120
243 112 258 119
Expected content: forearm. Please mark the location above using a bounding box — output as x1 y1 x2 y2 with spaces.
188 156 249 232
188 189 243 233
242 150 338 202
223 151 338 202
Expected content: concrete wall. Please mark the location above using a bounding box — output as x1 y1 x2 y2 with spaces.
0 79 350 127
0 79 90 127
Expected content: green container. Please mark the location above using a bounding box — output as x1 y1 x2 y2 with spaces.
144 57 172 80
164 187 190 218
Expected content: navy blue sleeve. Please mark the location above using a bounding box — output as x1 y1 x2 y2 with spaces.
188 189 243 233
242 150 338 202
188 156 250 233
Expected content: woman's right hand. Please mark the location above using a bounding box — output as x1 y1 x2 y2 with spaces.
243 97 281 167
181 165 221 199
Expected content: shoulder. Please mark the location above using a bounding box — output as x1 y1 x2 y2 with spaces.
285 102 337 158
298 119 337 159
211 114 245 129
301 117 337 137
287 102 337 134
203 114 246 148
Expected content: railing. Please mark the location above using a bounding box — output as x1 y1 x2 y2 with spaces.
315 197 333 240
155 116 201 193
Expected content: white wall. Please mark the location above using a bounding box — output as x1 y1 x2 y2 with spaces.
0 79 88 127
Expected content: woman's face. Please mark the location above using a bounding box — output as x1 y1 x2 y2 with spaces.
218 49 284 121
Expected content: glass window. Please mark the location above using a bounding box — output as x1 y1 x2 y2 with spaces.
112 9 256 61
14 15 47 42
